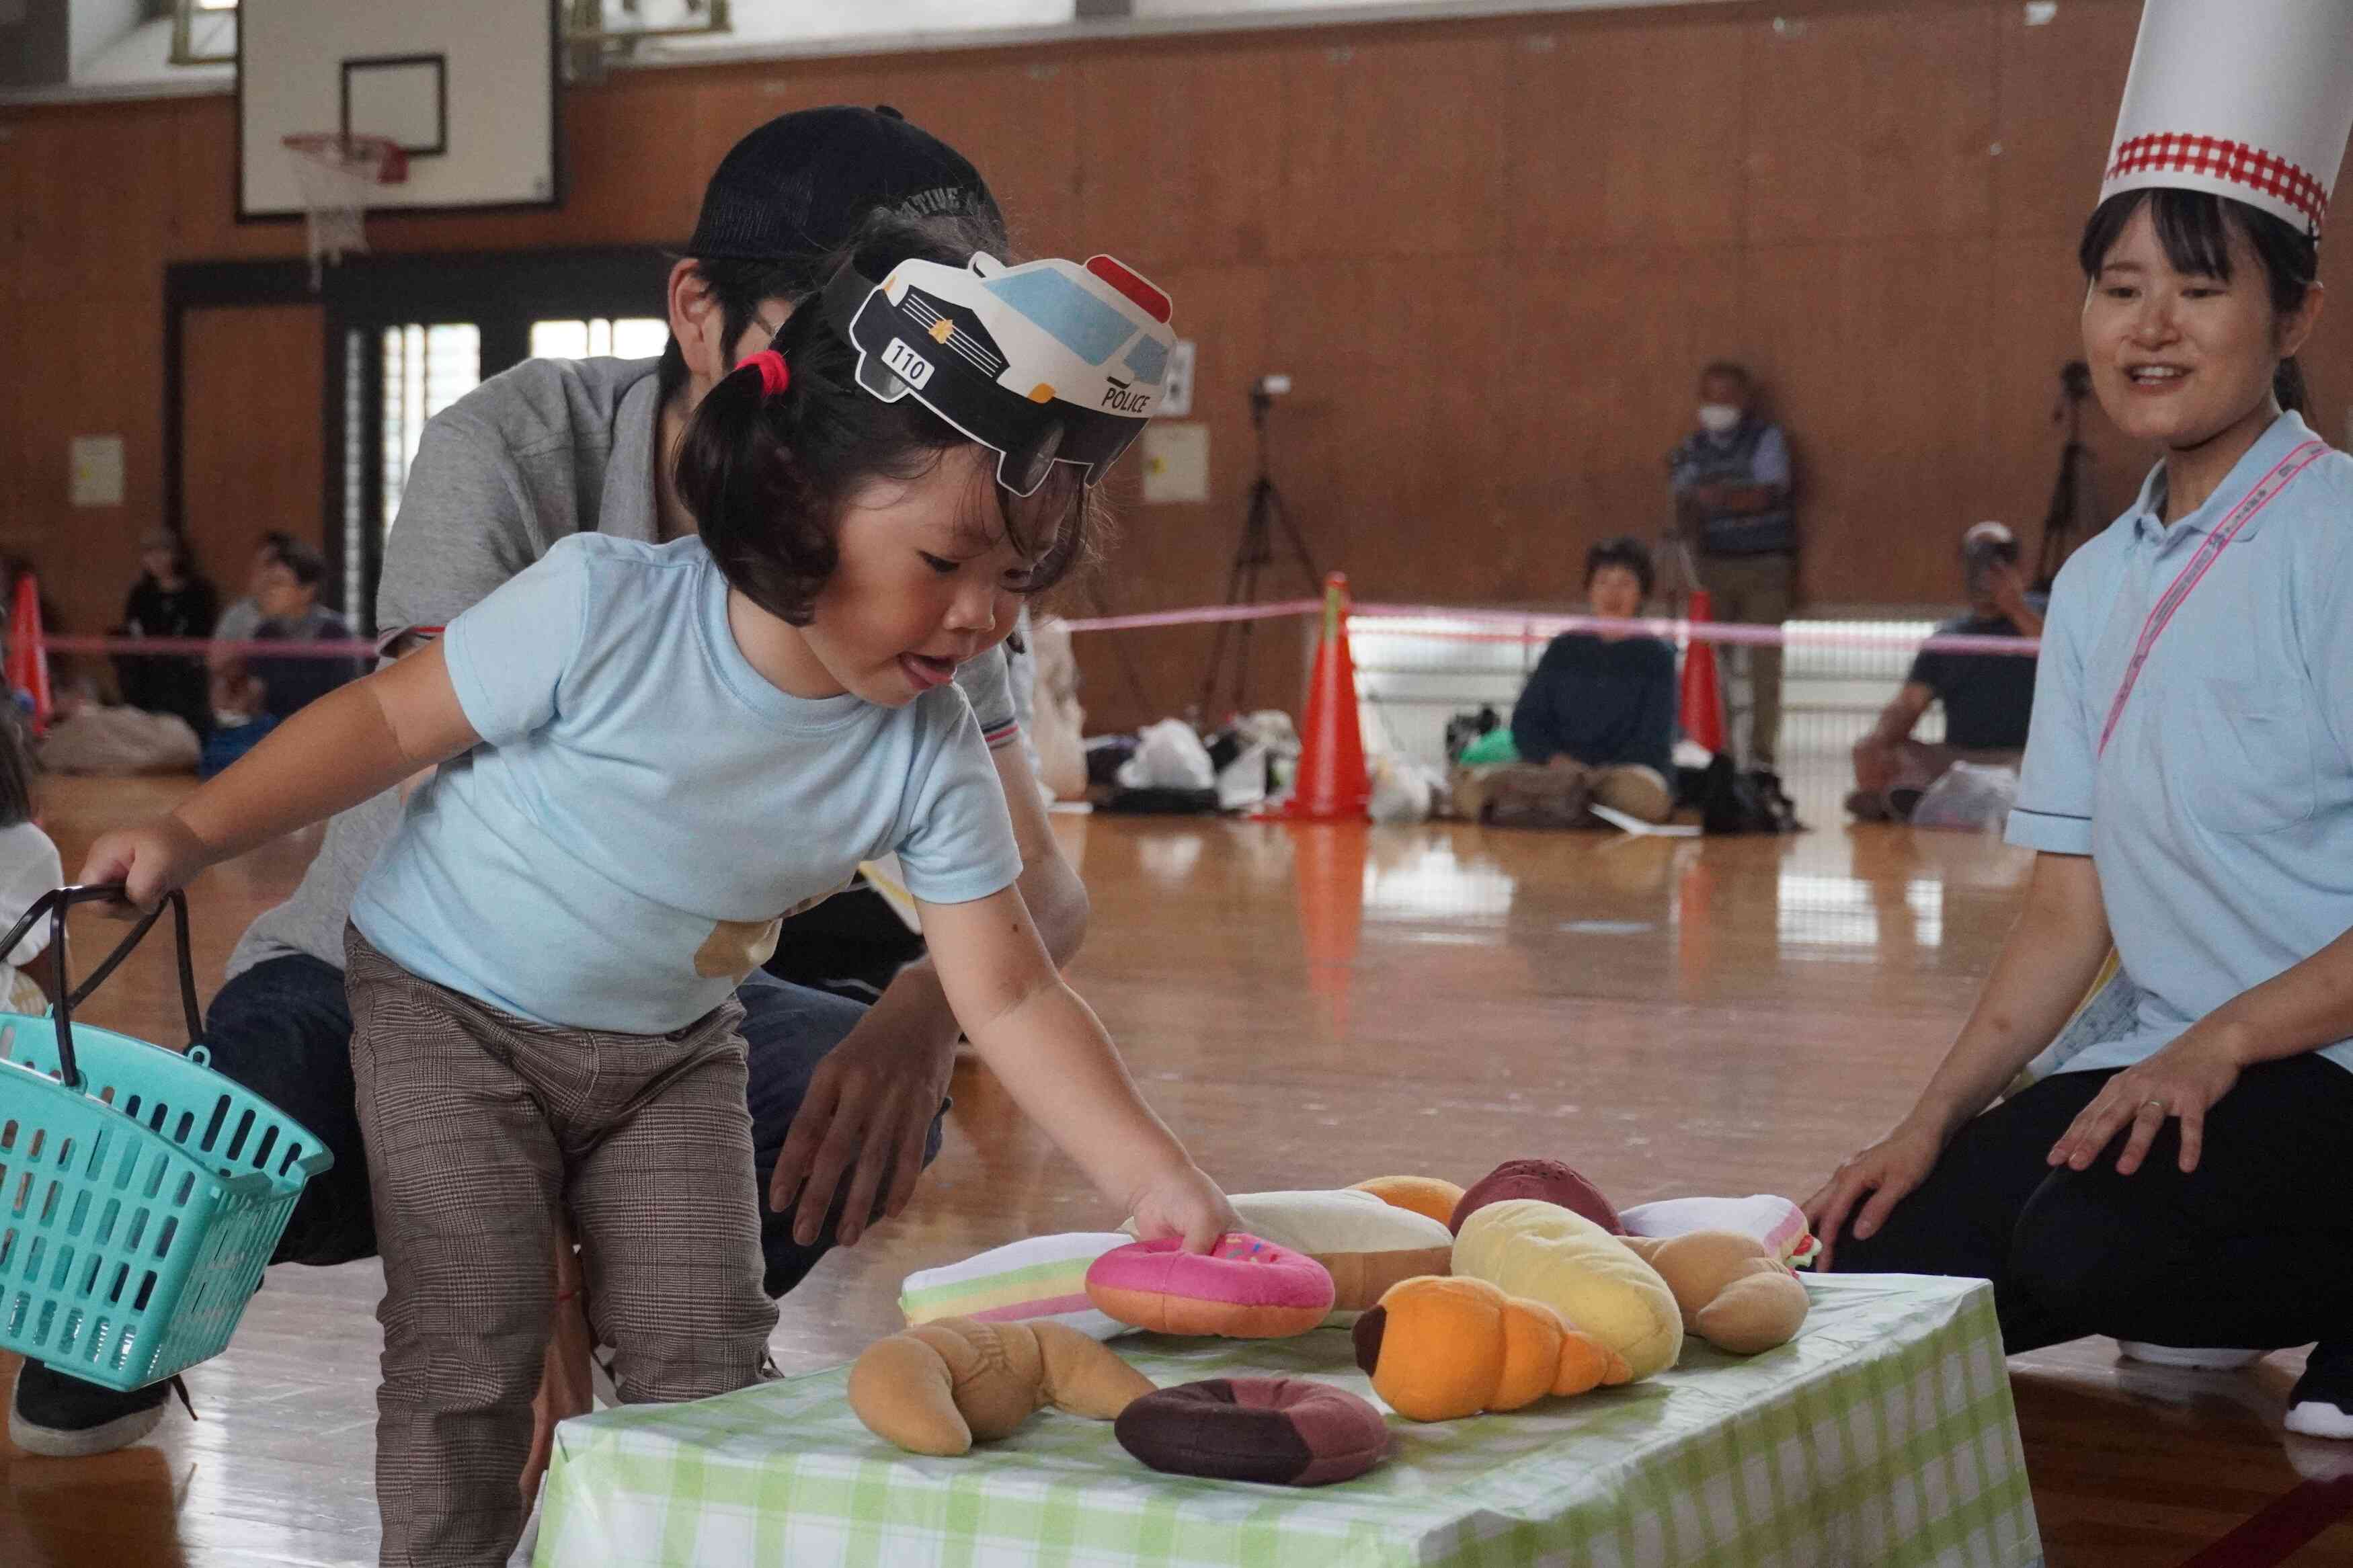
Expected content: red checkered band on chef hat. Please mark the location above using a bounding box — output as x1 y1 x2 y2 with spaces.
2098 0 2353 239
2106 132 2330 231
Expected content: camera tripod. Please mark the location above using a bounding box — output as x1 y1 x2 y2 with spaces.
2034 360 2096 591
1195 383 1320 723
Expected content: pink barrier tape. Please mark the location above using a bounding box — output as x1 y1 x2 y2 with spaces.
1057 598 1322 634
40 634 378 659
1349 606 2040 657
41 604 2038 659
1061 597 2038 657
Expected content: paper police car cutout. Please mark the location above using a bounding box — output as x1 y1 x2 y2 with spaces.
823 250 1177 495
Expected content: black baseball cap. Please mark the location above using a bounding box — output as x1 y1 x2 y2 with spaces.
684 106 1004 278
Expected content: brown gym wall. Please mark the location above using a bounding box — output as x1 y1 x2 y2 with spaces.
4 0 2347 726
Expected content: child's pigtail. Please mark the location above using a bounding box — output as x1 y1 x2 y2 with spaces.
675 343 837 625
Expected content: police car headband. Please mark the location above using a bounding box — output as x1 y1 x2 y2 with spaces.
820 250 1176 496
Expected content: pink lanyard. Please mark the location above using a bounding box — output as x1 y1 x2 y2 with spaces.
2096 438 2329 757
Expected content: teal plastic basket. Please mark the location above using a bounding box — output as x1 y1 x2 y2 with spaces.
0 886 331 1392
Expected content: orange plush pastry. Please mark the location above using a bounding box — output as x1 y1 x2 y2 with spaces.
1618 1232 1808 1356
1350 1276 1626 1421
1350 1175 1466 1229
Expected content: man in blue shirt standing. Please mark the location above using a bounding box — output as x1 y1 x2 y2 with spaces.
1672 362 1796 785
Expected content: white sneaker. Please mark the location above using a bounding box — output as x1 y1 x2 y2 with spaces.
2115 1340 2268 1371
2286 1344 2353 1440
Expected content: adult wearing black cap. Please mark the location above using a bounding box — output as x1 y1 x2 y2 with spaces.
10 107 1090 1467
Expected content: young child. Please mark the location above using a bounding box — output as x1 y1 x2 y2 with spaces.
83 221 1235 1567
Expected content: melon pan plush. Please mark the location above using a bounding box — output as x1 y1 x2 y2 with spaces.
1451 1199 1684 1381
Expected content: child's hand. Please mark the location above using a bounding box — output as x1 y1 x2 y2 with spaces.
79 817 212 913
1126 1164 1242 1255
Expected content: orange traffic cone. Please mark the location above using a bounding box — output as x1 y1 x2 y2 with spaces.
1678 587 1726 757
1282 573 1371 821
5 572 51 737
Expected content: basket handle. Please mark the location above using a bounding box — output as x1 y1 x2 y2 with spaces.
0 884 202 1091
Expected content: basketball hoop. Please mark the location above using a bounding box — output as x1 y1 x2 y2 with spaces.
282 133 407 287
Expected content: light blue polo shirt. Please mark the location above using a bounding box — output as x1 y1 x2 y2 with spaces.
352 532 1023 1034
2007 410 2353 1078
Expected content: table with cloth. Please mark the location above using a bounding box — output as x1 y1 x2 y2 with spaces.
534 1273 2041 1568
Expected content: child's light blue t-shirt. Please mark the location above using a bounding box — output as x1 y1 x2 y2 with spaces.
351 533 1023 1034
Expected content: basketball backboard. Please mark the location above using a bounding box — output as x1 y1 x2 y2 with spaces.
237 0 560 220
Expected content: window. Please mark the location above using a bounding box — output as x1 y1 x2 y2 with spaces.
530 317 670 361
169 0 239 66
982 270 1135 366
381 323 481 536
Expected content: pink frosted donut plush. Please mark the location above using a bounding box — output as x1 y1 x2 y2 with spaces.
1086 1234 1336 1338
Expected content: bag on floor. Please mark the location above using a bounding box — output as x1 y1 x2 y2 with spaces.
1697 756 1800 835
1907 761 2020 833
1116 719 1216 792
1368 753 1443 824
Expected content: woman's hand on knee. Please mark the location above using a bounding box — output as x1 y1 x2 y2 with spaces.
2045 1024 2247 1177
1804 1121 1946 1269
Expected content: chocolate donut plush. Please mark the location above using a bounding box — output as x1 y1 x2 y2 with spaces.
1115 1378 1391 1486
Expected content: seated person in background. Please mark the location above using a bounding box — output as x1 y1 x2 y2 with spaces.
207 530 294 675
236 540 362 722
1507 537 1679 825
1847 522 2044 823
116 528 218 739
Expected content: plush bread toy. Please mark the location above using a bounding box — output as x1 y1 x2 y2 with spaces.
1452 1159 1625 1235
1618 1231 1809 1356
1088 1235 1338 1337
898 1233 1138 1341
1123 1190 1455 1323
1452 1199 1683 1380
1350 1175 1466 1229
1116 1378 1392 1486
848 1317 1155 1456
1352 1276 1626 1421
1621 1194 1821 1269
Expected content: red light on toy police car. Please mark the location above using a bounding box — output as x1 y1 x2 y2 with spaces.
1085 255 1171 325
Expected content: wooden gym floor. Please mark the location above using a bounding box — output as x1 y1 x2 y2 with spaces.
3 774 2350 1567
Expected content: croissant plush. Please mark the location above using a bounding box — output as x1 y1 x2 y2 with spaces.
848 1317 1155 1456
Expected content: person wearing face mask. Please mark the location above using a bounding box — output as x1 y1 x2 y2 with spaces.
1847 522 2046 823
1669 362 1797 789
1806 0 2353 1443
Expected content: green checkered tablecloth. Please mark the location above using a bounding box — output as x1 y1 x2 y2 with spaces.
534 1273 2040 1567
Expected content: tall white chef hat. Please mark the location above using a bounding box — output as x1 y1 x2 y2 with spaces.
2100 0 2353 239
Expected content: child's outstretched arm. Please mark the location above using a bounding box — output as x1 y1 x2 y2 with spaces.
80 643 482 907
920 886 1239 1253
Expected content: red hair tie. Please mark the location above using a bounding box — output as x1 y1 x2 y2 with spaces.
748 348 791 399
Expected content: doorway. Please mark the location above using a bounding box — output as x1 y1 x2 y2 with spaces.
164 247 670 635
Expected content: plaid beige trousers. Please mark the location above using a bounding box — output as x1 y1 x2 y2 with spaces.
345 927 776 1567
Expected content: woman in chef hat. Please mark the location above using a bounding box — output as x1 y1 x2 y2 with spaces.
1808 0 2353 1440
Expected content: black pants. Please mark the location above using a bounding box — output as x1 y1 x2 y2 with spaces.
1829 1055 2353 1354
